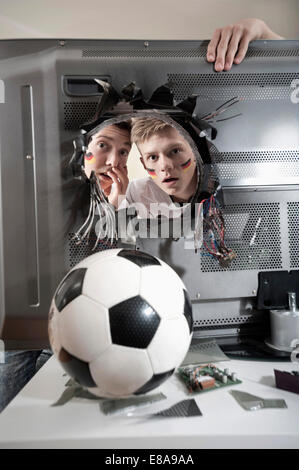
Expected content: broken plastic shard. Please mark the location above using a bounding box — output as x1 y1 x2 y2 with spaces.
100 392 166 416
152 399 202 418
230 390 287 411
181 338 229 366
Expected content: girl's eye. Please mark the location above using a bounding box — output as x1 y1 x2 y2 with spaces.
120 149 129 156
171 148 181 155
149 155 158 161
97 142 107 149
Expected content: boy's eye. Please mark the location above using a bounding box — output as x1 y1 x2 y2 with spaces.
148 155 158 161
120 149 129 156
171 148 181 155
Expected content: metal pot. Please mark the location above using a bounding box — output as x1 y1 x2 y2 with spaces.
266 292 299 352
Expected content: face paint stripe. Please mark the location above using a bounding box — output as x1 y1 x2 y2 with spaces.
147 168 157 178
181 158 192 171
181 159 193 172
84 152 95 163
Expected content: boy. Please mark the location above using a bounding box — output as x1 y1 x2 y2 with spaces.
125 117 199 217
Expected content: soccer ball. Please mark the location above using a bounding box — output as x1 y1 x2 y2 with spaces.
48 248 193 398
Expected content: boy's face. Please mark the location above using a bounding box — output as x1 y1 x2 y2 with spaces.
138 126 198 202
84 124 131 189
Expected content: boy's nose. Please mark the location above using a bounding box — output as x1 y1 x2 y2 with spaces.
159 154 174 172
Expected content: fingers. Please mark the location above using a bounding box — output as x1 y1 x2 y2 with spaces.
207 18 269 71
207 27 248 72
233 34 251 65
213 26 233 72
107 167 129 209
112 166 129 189
223 27 243 70
107 169 122 192
206 28 221 63
107 167 129 194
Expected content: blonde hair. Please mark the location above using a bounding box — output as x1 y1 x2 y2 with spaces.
131 117 173 144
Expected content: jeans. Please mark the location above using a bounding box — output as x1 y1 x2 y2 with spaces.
0 349 52 413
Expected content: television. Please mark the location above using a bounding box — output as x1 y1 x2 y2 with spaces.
0 38 298 352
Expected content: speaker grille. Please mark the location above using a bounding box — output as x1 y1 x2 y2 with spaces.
81 46 299 59
68 234 117 268
64 102 98 130
215 162 299 182
169 72 299 101
208 145 299 181
82 45 209 58
288 202 299 268
194 315 255 327
211 149 299 164
246 48 299 57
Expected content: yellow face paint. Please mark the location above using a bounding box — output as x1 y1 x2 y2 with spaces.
84 152 95 164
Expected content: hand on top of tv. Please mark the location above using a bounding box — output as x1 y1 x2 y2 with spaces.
207 18 283 72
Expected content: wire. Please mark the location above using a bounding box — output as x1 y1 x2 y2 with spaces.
200 194 236 267
199 96 242 124
72 171 117 248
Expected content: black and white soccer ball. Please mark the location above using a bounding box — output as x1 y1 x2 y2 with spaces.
48 248 193 398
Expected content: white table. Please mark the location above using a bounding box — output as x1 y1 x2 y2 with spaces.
0 356 298 449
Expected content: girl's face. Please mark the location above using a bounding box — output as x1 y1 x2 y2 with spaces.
84 125 131 183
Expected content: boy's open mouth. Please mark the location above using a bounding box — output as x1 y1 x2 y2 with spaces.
162 177 178 186
163 177 179 184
